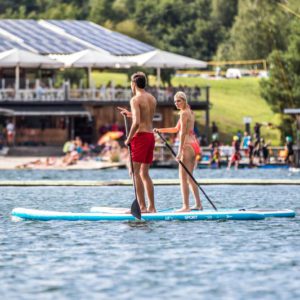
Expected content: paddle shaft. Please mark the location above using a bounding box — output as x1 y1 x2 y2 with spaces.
157 132 218 211
123 115 141 219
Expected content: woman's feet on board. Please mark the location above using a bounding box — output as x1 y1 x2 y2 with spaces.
175 207 191 213
191 205 203 211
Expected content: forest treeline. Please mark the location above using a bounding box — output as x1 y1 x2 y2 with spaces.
0 0 298 61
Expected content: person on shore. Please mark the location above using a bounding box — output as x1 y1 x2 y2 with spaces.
6 120 15 146
284 136 294 166
247 136 254 167
254 122 261 141
261 138 269 164
117 72 157 213
211 121 219 141
227 136 241 170
241 131 250 151
0 123 4 150
253 139 261 165
209 135 221 168
154 91 202 212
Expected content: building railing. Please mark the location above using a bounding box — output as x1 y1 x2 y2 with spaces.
0 88 65 101
0 85 208 103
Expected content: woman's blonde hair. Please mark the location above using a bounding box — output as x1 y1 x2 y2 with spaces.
174 91 187 102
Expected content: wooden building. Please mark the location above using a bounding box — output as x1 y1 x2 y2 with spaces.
0 86 210 146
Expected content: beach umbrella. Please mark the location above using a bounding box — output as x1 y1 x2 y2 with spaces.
98 131 124 145
0 48 63 90
128 49 207 85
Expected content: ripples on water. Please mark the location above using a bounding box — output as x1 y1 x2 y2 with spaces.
0 169 300 299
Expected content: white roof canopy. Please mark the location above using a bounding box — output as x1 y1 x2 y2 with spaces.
129 49 207 69
0 48 64 68
52 49 132 68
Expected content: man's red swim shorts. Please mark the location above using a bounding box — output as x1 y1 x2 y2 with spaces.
130 132 155 164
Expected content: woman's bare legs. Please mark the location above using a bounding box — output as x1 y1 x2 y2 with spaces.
177 146 202 212
186 147 202 210
177 161 190 212
140 163 156 213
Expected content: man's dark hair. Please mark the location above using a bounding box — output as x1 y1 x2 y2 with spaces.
131 72 147 89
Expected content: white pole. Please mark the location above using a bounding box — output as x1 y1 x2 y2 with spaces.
156 67 161 87
15 65 20 91
88 66 92 89
36 79 40 89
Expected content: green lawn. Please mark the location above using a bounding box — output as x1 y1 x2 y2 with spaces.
92 72 281 145
92 71 129 87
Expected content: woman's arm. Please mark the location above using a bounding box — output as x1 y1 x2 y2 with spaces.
155 127 178 134
154 119 180 134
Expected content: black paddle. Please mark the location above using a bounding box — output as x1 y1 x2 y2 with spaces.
156 131 218 211
123 115 142 220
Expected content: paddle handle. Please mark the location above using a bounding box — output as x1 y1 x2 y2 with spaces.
123 115 137 198
123 115 141 219
157 131 218 211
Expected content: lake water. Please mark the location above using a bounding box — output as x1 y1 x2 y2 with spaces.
1 168 300 299
0 166 300 181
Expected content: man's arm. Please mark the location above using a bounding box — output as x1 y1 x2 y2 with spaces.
117 106 132 117
125 98 140 145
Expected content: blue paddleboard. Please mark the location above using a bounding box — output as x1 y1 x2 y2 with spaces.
90 207 296 218
12 207 265 221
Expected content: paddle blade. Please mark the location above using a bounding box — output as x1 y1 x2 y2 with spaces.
131 199 142 220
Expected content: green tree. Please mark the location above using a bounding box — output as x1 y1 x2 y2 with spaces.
114 20 157 46
133 0 225 60
260 20 300 140
39 3 81 19
88 0 116 24
211 0 238 29
216 0 290 60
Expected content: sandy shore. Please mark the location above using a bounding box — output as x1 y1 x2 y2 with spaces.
0 156 126 170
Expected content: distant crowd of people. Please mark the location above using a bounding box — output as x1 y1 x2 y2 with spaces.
207 122 295 170
1 117 295 171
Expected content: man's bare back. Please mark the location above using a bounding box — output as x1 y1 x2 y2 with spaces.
131 91 156 133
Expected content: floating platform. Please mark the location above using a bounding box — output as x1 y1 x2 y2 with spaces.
1 179 300 186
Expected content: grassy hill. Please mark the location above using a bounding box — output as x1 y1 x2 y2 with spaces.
92 72 281 145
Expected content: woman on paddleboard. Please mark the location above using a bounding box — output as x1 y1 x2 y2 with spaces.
154 91 202 212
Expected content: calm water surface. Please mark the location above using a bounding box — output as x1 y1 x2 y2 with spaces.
1 169 300 299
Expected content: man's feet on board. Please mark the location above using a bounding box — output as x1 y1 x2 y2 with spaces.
147 206 156 213
125 207 147 214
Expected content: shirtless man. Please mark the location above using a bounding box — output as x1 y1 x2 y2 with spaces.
118 72 157 213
